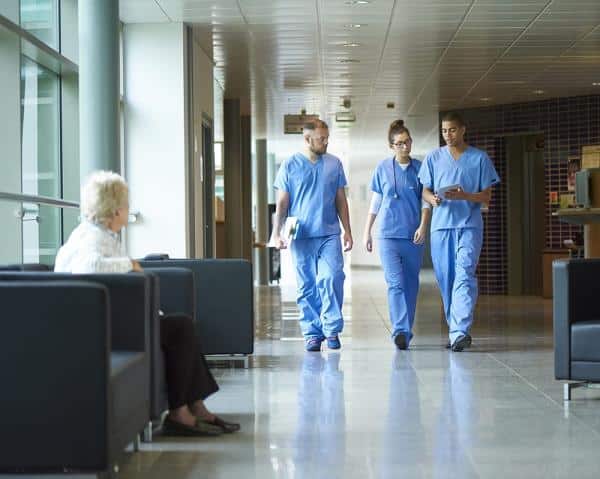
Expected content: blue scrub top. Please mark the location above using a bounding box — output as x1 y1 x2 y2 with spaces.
418 145 500 231
370 157 423 239
274 152 347 239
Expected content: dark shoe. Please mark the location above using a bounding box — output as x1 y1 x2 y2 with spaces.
451 334 472 352
445 341 451 349
394 334 408 350
201 416 241 434
162 416 222 437
305 337 322 352
327 336 341 350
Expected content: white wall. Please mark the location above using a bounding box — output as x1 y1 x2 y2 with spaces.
123 23 188 258
0 1 23 263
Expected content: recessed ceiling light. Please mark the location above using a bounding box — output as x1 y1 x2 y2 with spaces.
337 59 360 64
480 97 491 101
342 42 361 48
593 82 600 86
345 0 371 5
533 89 545 94
344 23 366 28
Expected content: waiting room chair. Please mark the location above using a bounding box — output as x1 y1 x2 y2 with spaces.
553 259 600 400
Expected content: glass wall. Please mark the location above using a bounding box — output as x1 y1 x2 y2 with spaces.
0 0 79 265
20 0 59 49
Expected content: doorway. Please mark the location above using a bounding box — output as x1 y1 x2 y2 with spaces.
506 134 545 295
202 118 215 258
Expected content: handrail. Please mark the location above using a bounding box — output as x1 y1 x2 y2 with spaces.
0 192 79 209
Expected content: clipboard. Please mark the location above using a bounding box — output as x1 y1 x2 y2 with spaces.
437 184 462 199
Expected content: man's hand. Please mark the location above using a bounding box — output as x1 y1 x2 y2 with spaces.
443 187 469 201
131 260 144 272
363 232 373 252
413 226 427 245
272 234 287 250
343 232 353 252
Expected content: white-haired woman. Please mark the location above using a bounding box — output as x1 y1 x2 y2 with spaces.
55 171 240 437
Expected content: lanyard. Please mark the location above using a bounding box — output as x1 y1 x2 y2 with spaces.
392 158 409 199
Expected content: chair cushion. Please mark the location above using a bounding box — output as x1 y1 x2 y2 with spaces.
571 320 600 362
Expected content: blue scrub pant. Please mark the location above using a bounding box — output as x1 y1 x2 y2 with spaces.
290 235 345 339
430 228 482 344
378 238 423 343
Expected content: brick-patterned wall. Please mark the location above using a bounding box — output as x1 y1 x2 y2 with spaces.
443 95 600 295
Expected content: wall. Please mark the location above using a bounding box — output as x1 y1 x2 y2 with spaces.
449 95 600 294
123 23 188 258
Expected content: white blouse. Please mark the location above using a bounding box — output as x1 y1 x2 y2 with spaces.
54 221 133 274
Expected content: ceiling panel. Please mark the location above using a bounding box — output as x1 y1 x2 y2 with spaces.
119 0 600 164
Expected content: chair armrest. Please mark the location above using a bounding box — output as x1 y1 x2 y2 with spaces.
142 267 195 317
553 260 571 379
0 281 110 471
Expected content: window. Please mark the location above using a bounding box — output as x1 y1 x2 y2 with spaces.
20 0 59 49
20 56 62 264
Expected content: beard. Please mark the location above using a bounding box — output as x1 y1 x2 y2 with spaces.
310 143 327 155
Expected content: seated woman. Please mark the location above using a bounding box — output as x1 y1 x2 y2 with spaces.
55 171 240 437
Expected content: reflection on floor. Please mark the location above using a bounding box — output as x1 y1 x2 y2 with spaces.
120 268 600 478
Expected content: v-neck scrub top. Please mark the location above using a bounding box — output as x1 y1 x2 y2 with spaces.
369 157 423 239
418 146 500 232
274 152 347 239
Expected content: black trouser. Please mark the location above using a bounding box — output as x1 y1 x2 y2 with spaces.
160 314 219 410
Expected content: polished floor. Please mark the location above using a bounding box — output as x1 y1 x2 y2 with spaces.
120 269 600 478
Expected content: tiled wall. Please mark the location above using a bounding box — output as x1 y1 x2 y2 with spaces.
444 95 600 295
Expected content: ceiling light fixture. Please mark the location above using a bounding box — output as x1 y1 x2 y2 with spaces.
593 82 600 86
342 42 361 47
344 23 366 28
480 97 491 101
345 0 371 5
337 59 360 64
533 89 545 94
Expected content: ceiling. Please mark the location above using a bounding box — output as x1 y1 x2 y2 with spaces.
120 0 600 161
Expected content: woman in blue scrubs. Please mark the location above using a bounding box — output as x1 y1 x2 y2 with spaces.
363 119 431 349
419 112 500 352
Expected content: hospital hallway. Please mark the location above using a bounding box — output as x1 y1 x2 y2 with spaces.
119 269 600 479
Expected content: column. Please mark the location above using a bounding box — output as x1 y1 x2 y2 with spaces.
79 0 120 179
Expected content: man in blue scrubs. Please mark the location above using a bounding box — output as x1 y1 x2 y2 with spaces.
419 112 500 352
272 120 353 352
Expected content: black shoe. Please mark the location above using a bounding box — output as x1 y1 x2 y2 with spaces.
445 341 451 349
451 334 472 352
394 334 408 350
162 416 223 437
201 416 241 434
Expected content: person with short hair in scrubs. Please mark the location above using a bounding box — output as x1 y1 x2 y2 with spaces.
271 119 353 352
419 112 500 352
363 119 431 350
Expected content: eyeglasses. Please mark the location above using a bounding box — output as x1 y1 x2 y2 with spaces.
390 138 412 148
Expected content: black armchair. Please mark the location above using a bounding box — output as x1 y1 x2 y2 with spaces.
553 259 600 400
139 258 254 362
0 273 151 476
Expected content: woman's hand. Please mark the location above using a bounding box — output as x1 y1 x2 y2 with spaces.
413 226 427 245
131 259 144 272
364 232 373 252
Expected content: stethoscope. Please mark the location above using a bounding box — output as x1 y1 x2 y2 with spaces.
391 158 410 199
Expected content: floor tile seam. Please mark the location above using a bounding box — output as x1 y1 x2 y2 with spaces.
486 353 600 439
368 294 392 336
